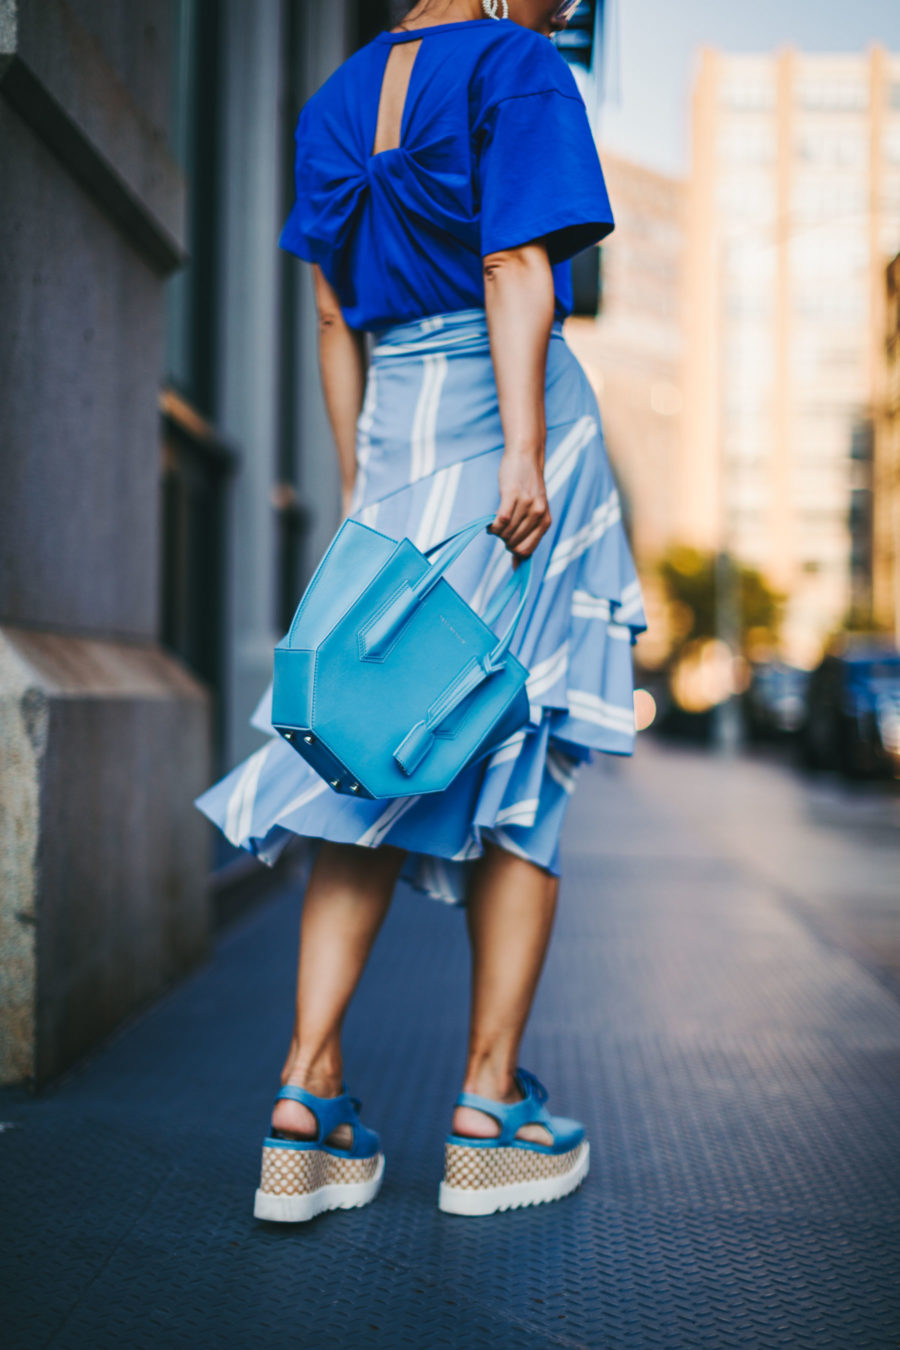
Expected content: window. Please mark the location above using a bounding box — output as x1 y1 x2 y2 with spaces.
795 128 867 166
792 178 868 223
716 174 776 219
789 230 868 278
796 78 868 112
882 125 900 164
717 123 776 164
720 76 776 112
791 285 867 322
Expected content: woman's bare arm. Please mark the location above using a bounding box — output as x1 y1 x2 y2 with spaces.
312 262 367 518
482 242 556 566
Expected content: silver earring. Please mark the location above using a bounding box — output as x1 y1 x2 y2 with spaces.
481 0 509 17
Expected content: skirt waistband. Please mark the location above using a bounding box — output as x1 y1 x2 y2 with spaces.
370 307 565 359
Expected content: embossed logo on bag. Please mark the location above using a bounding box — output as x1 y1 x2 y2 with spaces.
439 613 469 645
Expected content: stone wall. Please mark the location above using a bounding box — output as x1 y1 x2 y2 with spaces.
0 0 210 1085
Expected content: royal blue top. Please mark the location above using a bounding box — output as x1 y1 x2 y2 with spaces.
278 17 615 332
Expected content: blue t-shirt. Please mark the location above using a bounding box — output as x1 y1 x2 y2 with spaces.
278 17 615 332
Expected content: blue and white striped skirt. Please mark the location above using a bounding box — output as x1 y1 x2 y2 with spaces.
193 307 648 906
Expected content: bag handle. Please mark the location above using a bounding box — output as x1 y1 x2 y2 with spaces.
392 554 533 776
483 556 530 632
361 513 496 660
421 513 497 569
415 513 498 604
484 551 532 665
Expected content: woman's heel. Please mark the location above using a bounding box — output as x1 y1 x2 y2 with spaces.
254 1141 384 1222
253 1082 384 1222
438 1138 589 1215
437 1066 590 1216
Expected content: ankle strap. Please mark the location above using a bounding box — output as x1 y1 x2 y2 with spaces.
455 1068 552 1146
276 1082 360 1145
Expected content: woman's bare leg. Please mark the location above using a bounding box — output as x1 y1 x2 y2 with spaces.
452 839 559 1145
270 839 407 1145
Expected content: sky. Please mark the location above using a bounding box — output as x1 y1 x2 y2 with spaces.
596 0 900 177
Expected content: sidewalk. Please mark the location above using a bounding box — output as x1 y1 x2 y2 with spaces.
3 737 899 1349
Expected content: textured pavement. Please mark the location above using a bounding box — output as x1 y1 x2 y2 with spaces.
2 736 900 1348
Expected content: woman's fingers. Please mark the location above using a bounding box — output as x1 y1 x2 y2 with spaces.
490 491 547 543
489 450 552 561
489 505 551 571
509 528 544 569
510 516 551 559
490 497 550 545
506 505 550 551
493 498 550 550
515 526 548 558
490 493 529 539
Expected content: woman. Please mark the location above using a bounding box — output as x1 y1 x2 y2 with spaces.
194 0 647 1221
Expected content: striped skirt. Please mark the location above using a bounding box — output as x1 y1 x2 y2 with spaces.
193 307 648 906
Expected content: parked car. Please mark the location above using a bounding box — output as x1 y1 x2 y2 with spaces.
799 638 900 777
742 661 810 740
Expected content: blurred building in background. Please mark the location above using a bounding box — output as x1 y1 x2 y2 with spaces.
873 251 900 641
683 45 900 668
564 150 685 674
565 150 686 564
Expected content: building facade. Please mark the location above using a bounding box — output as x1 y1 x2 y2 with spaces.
565 148 686 567
1 0 206 1087
683 45 900 667
873 252 900 640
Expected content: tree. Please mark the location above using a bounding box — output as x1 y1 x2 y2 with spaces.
656 544 786 665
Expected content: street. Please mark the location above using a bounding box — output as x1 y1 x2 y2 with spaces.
3 735 899 1348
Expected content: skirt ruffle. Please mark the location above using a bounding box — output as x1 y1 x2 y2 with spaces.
193 307 648 906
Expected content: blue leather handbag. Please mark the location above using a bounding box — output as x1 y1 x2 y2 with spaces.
271 513 533 799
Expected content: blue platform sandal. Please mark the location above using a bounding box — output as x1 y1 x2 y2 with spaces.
438 1066 590 1216
253 1083 385 1222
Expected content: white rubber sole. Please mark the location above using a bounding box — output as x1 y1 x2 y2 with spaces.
253 1151 385 1222
438 1140 590 1216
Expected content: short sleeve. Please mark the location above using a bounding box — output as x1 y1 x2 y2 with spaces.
474 43 614 263
278 103 318 263
277 91 368 275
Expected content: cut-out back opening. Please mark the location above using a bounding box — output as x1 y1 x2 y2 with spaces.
371 39 422 157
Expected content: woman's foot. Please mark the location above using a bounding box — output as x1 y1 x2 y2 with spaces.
256 1072 385 1222
451 1070 553 1146
271 1057 355 1149
439 1067 589 1214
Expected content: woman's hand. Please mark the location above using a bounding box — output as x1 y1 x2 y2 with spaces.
489 450 551 570
482 241 556 569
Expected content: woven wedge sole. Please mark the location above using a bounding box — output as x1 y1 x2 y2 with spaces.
253 1141 385 1222
438 1138 589 1216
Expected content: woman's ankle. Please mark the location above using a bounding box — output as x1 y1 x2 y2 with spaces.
461 1055 521 1103
281 1046 344 1096
285 1068 343 1097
